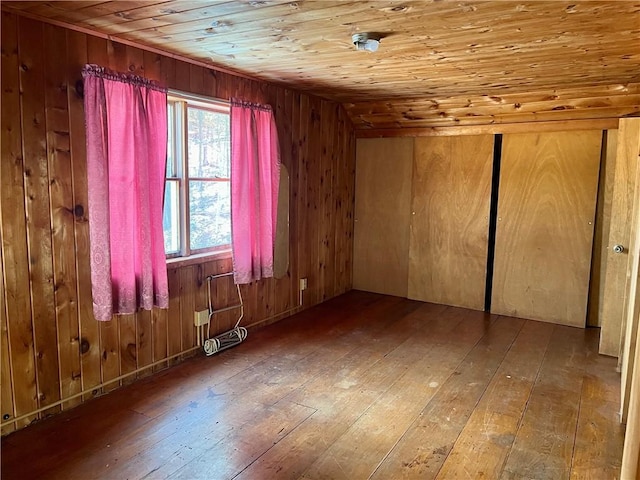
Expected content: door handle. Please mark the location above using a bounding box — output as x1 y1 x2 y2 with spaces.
613 244 625 254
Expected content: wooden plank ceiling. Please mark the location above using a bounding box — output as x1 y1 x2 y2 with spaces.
4 0 640 130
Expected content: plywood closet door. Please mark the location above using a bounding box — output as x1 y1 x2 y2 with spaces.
353 138 413 297
408 135 493 310
491 131 602 327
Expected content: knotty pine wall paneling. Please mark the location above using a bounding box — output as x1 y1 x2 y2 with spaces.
0 11 355 434
1 11 36 433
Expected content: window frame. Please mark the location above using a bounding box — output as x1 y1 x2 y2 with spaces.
165 90 232 260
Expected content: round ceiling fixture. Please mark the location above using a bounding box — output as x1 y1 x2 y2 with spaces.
352 33 381 52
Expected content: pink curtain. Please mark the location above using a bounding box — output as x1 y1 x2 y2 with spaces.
231 100 281 284
82 65 169 321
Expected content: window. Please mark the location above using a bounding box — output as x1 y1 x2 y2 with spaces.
163 93 231 258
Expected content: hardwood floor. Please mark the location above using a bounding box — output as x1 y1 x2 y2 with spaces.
0 291 624 479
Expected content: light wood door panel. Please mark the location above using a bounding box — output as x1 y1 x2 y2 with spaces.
491 131 602 327
353 138 413 297
408 135 493 310
600 120 640 356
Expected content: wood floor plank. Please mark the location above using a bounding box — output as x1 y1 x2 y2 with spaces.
0 292 624 480
570 330 624 479
370 316 525 480
435 319 555 479
166 400 315 479
299 310 495 479
235 303 466 480
500 325 591 480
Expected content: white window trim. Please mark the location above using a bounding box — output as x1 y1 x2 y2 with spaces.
165 90 232 260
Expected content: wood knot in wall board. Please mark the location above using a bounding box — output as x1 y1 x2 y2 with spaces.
74 204 84 218
75 80 84 99
80 338 90 355
126 343 136 360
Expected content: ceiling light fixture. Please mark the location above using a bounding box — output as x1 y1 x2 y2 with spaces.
352 33 381 52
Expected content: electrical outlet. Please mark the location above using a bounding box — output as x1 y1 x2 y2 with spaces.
194 310 210 327
300 278 308 290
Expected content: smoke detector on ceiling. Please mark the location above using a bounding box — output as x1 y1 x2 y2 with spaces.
352 33 381 52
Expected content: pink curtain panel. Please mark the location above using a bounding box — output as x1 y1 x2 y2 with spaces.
230 100 281 284
82 65 169 321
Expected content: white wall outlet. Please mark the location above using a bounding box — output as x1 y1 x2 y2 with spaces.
194 310 210 327
300 278 308 290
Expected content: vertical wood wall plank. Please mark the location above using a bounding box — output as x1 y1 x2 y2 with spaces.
1 10 38 430
0 246 16 434
297 94 310 307
203 68 216 97
289 90 301 308
344 113 356 292
43 23 82 409
84 34 121 392
67 28 101 401
142 50 161 83
19 16 61 416
272 86 291 313
167 267 182 366
335 108 348 295
145 46 169 371
118 313 137 386
179 266 195 354
136 309 153 378
174 59 190 92
306 97 322 306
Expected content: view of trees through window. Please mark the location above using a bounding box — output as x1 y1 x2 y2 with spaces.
163 97 231 257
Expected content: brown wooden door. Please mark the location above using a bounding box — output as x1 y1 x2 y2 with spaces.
408 135 493 310
353 138 414 297
491 131 602 327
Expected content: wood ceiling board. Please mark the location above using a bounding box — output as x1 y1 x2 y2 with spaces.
356 118 620 139
347 84 640 129
4 1 638 129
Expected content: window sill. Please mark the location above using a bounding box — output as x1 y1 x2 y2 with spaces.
166 249 232 269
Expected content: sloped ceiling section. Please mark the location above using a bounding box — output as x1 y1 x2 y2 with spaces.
4 0 640 130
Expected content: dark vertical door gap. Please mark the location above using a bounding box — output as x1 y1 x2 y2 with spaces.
484 134 503 312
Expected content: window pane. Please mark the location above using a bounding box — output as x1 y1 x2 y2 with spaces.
166 103 175 177
163 180 180 254
189 180 231 250
187 107 230 179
